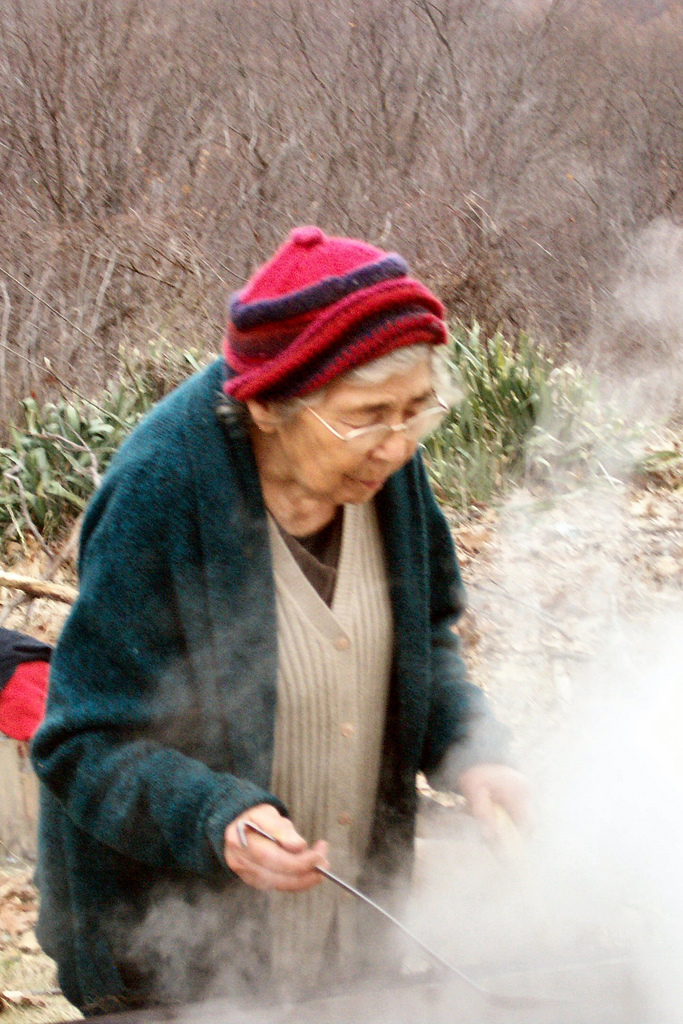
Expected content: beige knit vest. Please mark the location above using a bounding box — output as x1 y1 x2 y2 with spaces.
266 501 393 994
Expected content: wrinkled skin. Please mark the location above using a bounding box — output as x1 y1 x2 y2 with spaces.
245 362 433 535
225 804 329 892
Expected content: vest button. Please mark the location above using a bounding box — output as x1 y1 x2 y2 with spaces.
337 812 352 826
334 636 350 651
340 722 355 738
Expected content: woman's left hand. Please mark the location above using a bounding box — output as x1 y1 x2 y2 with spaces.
458 763 532 842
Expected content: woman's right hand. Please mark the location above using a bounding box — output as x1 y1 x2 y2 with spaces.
224 803 329 892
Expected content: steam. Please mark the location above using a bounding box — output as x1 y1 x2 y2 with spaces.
119 489 683 1021
540 621 683 1020
410 224 683 1013
408 380 683 1024
589 218 683 423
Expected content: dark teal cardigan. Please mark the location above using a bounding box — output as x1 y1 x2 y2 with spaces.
31 361 504 1010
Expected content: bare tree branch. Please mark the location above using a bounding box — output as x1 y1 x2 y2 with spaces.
0 571 77 604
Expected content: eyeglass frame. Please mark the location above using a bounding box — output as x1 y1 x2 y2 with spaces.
300 394 450 451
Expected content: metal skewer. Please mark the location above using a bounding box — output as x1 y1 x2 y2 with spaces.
236 819 566 1009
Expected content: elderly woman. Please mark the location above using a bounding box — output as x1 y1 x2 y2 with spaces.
32 227 528 1014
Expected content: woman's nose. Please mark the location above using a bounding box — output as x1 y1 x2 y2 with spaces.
372 428 415 462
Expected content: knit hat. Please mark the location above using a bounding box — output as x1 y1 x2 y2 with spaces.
223 226 447 402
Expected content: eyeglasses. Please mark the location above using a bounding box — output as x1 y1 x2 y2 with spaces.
302 395 449 454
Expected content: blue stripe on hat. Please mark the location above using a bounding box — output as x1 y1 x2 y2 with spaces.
230 254 408 330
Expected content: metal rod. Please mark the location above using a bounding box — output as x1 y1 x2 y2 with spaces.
237 819 565 1009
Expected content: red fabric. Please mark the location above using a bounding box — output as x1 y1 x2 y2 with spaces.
223 226 447 401
226 279 446 401
237 225 386 302
0 660 49 742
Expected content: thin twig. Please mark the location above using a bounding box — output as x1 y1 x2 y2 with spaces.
34 431 101 488
0 265 109 352
88 250 118 337
0 571 77 604
0 518 81 626
3 463 52 557
595 460 621 489
469 580 573 641
0 341 129 426
0 279 10 414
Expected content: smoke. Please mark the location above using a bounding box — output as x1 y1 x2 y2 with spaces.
409 212 683 1013
115 488 683 1020
407 351 683 1023
533 616 683 1018
408 525 683 1021
119 882 273 1009
588 217 683 424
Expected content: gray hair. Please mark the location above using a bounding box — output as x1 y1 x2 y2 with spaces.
271 343 459 419
346 343 433 384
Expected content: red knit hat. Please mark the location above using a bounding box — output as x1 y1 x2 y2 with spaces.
223 226 447 401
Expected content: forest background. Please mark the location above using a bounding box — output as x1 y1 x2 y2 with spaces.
2 0 683 413
1 0 683 541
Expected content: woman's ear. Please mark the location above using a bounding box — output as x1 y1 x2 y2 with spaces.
245 399 280 433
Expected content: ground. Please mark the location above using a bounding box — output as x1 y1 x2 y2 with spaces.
0 446 681 1022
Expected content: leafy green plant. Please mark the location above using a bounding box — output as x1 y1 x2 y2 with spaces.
1 320 645 547
424 323 641 509
0 342 207 545
424 323 553 507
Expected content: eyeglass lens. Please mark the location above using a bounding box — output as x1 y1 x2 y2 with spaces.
349 406 447 451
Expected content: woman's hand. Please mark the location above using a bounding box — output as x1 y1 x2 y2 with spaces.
458 763 532 842
224 804 329 892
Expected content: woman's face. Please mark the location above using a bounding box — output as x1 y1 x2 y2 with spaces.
250 359 434 506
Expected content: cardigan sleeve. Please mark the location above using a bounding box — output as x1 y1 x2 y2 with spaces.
31 453 285 879
416 458 513 783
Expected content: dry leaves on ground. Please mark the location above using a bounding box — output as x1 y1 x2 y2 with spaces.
0 870 75 1023
0 874 38 948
